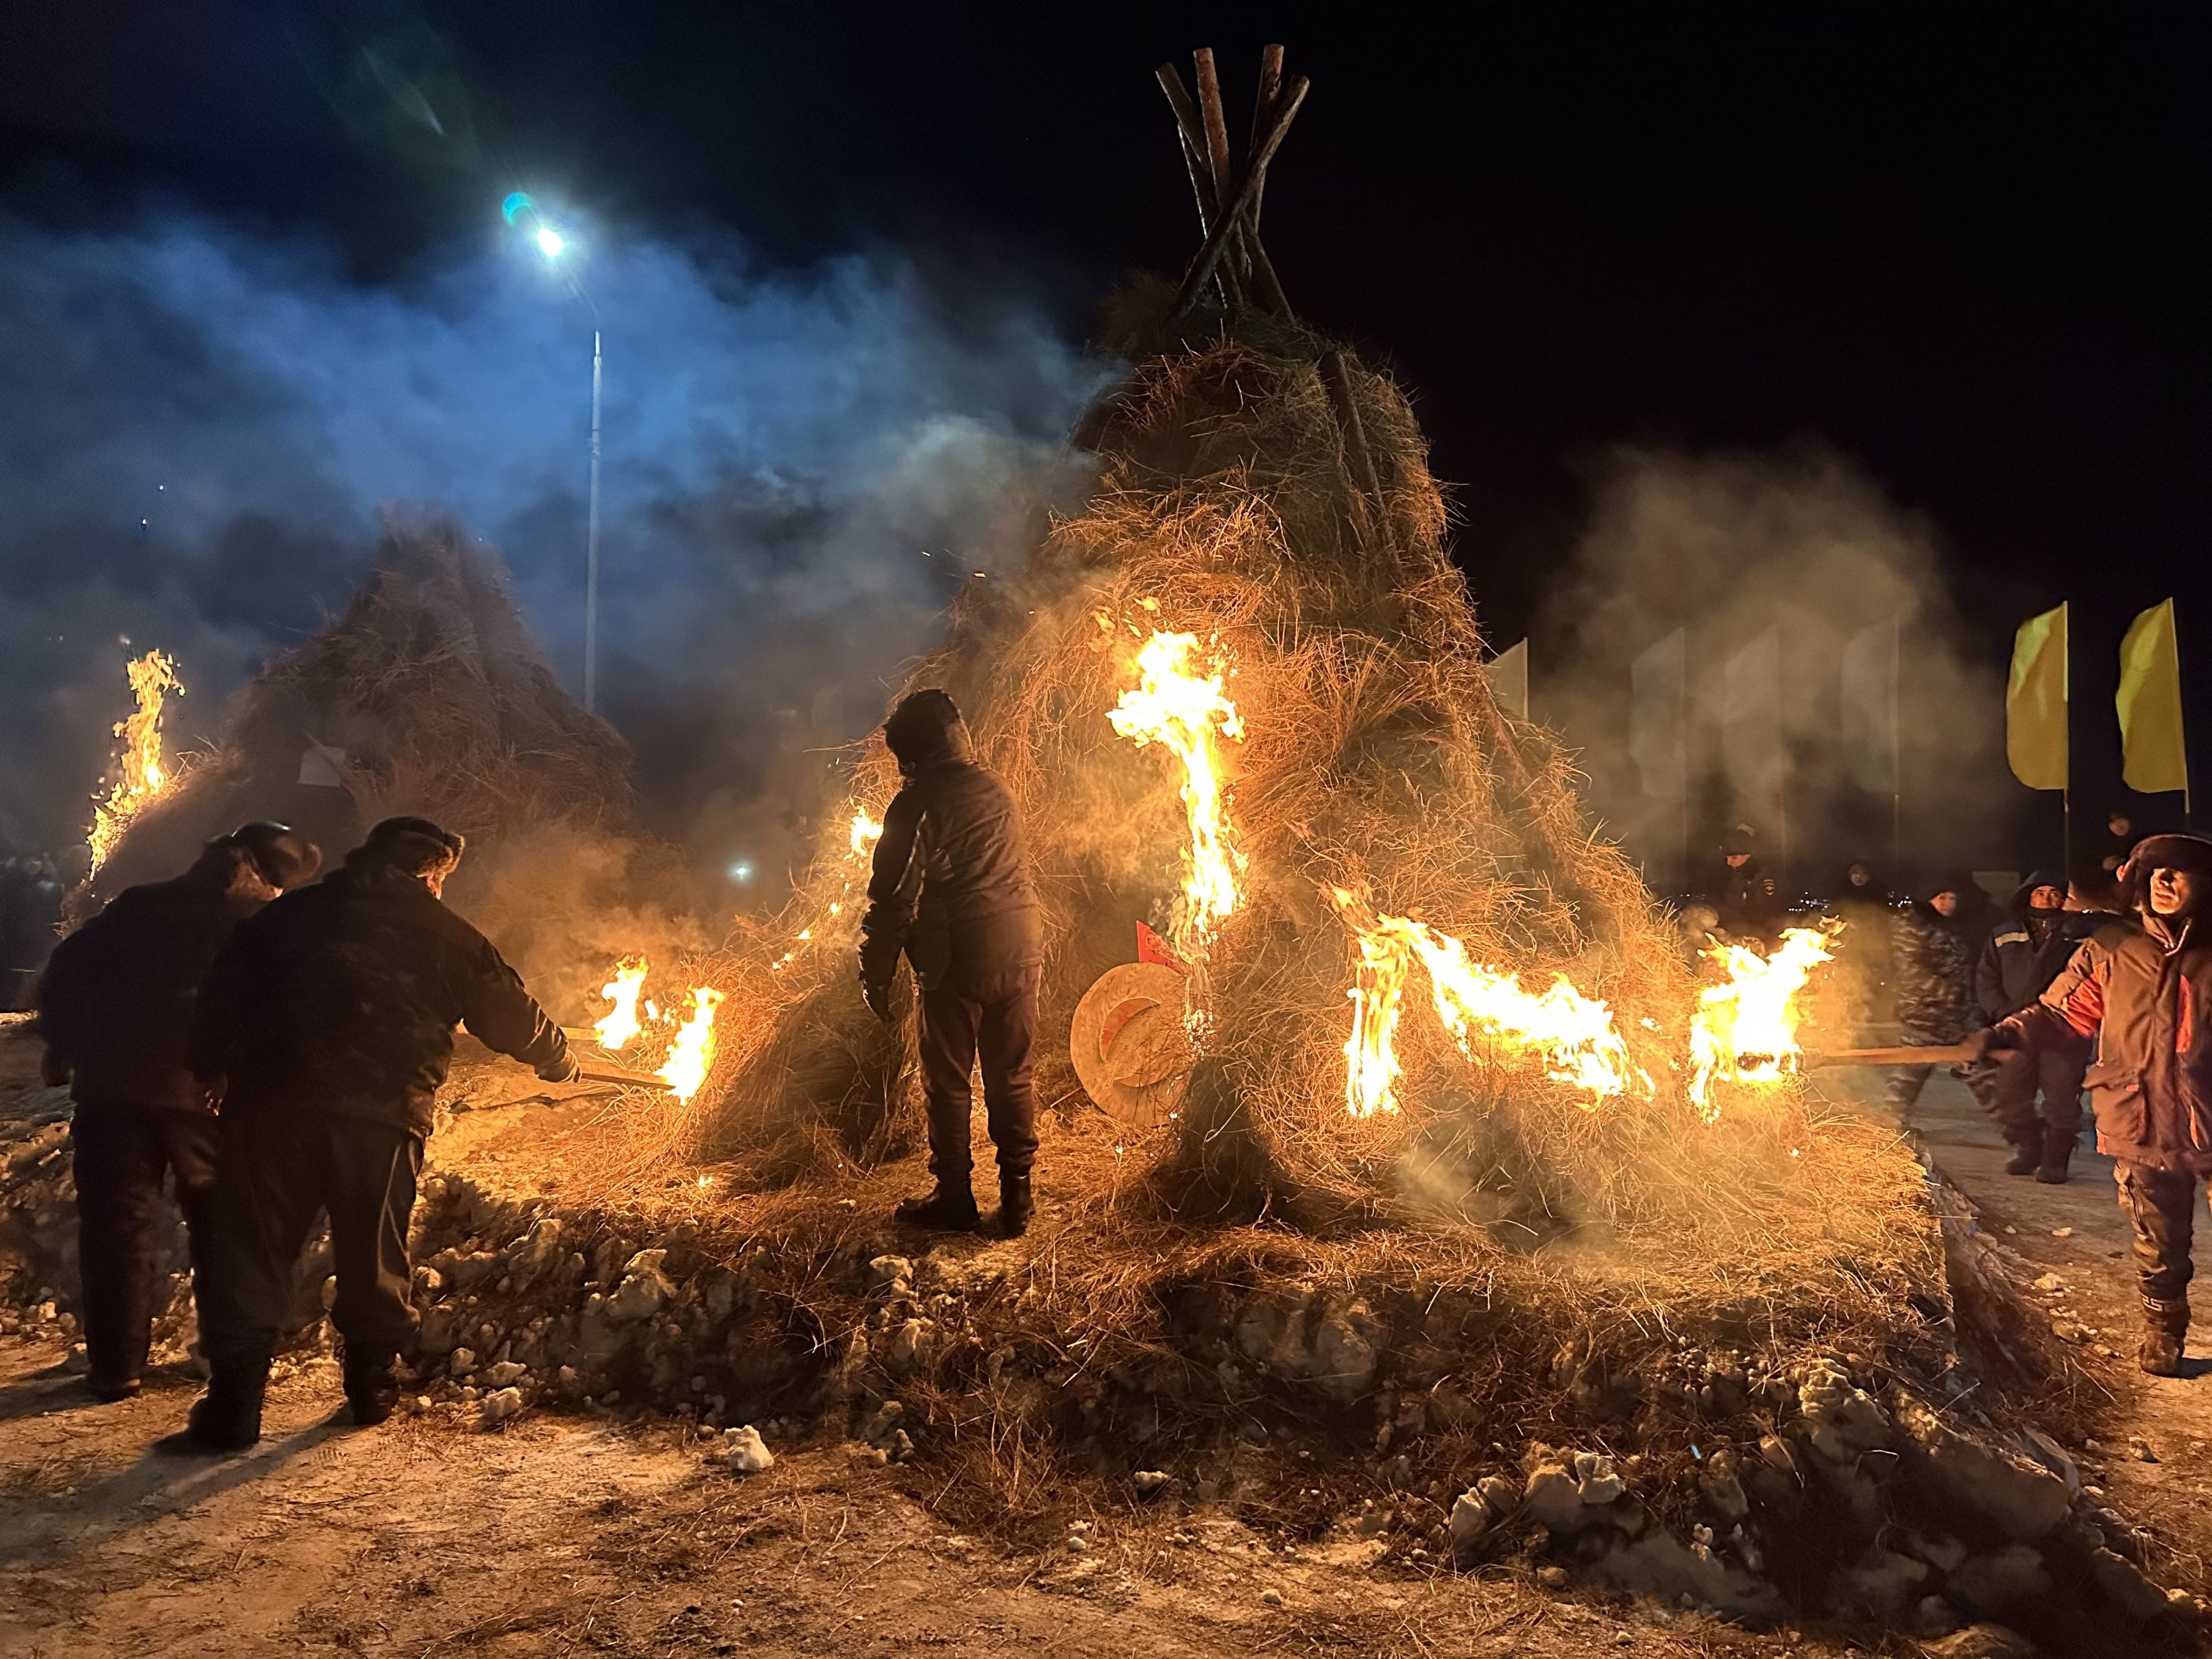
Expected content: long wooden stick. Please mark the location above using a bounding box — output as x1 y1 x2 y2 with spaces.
1803 1043 1982 1068
1167 75 1309 330
1155 63 1241 307
577 1063 672 1090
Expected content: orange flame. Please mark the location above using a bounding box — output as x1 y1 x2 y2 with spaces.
87 649 184 872
656 986 725 1104
1687 926 1837 1119
1332 889 1643 1115
850 809 885 858
1108 631 1244 944
592 957 651 1052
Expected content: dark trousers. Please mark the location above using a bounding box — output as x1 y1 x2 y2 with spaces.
1986 1048 2087 1143
198 1108 422 1374
2115 1162 2203 1330
70 1098 220 1387
917 964 1040 1186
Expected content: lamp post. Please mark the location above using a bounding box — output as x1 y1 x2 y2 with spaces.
505 194 603 713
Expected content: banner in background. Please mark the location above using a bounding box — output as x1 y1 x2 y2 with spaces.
1484 638 1528 723
1839 616 1899 794
1722 628 1786 829
2117 598 2189 798
2006 603 2069 791
1628 628 1686 798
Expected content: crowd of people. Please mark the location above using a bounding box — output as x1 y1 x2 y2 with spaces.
1690 815 2212 1377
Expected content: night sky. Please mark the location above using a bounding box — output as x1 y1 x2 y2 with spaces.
4 3 2208 879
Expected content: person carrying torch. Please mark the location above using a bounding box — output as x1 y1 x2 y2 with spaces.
171 817 578 1451
1972 833 2212 1376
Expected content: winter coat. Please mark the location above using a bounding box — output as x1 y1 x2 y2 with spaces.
2002 911 2212 1174
36 856 260 1112
188 862 568 1135
1717 858 1783 941
1891 903 1975 1042
860 714 1042 999
1973 872 2100 1024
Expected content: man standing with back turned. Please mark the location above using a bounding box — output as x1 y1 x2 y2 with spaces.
176 816 577 1450
1976 833 2212 1375
859 690 1045 1237
36 824 322 1400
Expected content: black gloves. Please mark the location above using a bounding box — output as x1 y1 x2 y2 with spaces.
862 973 896 1024
538 1053 583 1084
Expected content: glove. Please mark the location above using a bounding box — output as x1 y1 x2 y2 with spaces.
39 1051 70 1088
1966 1026 2019 1064
862 974 895 1025
537 1054 583 1084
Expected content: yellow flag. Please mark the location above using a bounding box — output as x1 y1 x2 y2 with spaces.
2006 604 2068 791
2118 599 2189 796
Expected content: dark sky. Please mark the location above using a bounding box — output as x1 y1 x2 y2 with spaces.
5 3 2209 868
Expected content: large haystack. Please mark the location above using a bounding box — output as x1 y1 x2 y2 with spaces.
87 510 696 1008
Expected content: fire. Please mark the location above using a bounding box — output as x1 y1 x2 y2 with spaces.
850 809 885 857
1687 926 1837 1118
1107 631 1245 942
1332 890 1641 1115
87 649 184 872
592 957 652 1052
656 986 725 1104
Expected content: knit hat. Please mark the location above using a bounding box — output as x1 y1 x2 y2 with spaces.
216 822 322 890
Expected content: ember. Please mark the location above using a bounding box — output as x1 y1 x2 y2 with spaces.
86 648 184 872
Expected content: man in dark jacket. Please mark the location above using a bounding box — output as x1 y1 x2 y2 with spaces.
1971 870 2096 1180
859 690 1044 1237
1883 874 1977 1122
1977 833 2212 1374
176 816 576 1450
36 824 322 1400
1714 825 1783 946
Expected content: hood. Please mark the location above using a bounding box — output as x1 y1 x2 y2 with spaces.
883 689 976 771
1916 870 1977 909
2009 868 2067 918
2123 832 2212 920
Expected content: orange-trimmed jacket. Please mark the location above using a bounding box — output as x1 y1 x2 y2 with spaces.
2001 913 2211 1172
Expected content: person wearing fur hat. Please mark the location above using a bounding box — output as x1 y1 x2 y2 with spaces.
859 690 1044 1239
174 816 576 1451
1971 870 2099 1181
1976 833 2212 1375
1883 873 1978 1122
35 824 322 1403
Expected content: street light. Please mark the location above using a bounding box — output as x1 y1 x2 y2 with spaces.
504 191 603 714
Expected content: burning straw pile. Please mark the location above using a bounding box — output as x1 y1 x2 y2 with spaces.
84 510 695 1009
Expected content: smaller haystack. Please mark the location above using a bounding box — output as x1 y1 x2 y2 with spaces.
86 510 696 1008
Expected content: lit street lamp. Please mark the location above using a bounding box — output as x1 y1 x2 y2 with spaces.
504 192 603 714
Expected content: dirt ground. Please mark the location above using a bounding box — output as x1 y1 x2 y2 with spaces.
5 1042 2212 1656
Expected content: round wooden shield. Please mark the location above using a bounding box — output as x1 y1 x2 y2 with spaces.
1070 961 1195 1127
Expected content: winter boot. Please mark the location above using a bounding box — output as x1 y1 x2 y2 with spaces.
84 1374 143 1404
2140 1299 2189 1378
2034 1122 2076 1184
894 1181 980 1232
157 1363 267 1455
2002 1138 2041 1176
343 1350 401 1427
998 1171 1033 1239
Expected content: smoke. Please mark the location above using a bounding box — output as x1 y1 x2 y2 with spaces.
1535 447 2011 894
0 209 1105 881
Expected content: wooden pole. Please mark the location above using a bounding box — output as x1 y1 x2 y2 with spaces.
1155 64 1240 308
1192 49 1241 281
1249 44 1285 232
1167 75 1309 330
1319 348 1393 557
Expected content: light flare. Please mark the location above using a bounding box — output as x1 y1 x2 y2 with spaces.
1107 631 1245 942
1687 926 1837 1117
656 986 725 1104
1332 889 1642 1115
850 809 884 858
592 957 651 1052
88 649 184 872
